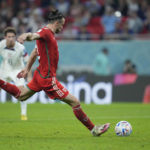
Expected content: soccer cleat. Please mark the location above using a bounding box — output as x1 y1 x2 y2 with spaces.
21 115 28 121
91 123 110 136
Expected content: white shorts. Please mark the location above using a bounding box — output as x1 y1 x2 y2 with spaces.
0 70 25 86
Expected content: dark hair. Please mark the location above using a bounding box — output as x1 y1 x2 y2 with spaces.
48 10 64 23
4 27 16 36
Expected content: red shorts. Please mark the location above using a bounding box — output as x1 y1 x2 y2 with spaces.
27 70 69 100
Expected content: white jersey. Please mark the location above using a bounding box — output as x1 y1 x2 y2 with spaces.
0 39 29 85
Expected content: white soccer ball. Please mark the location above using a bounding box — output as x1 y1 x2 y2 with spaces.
115 121 132 136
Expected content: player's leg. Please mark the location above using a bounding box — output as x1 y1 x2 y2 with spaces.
0 70 40 101
62 93 95 131
0 78 35 101
20 101 28 120
0 79 21 98
45 77 110 136
15 77 28 121
62 93 110 136
17 85 35 101
18 86 36 120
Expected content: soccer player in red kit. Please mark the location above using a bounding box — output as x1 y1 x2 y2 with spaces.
0 10 110 136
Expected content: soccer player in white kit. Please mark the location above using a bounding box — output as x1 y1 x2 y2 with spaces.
0 27 32 120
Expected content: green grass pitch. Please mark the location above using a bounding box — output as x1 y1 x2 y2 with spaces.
0 102 150 150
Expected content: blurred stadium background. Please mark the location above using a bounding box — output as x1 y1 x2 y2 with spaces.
0 1 150 150
0 0 150 104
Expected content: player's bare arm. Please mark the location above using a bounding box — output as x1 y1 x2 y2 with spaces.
17 48 38 79
18 33 40 44
16 48 38 101
27 70 32 82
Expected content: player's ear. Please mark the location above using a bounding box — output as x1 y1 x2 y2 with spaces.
54 21 60 27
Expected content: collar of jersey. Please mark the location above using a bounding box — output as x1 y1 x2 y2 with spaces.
4 47 15 51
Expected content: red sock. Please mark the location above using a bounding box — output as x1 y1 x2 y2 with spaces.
72 104 95 130
0 79 21 98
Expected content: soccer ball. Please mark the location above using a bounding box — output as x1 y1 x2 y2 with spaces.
115 121 132 136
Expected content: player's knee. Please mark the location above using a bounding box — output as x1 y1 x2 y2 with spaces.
63 94 80 107
72 98 80 107
17 97 24 101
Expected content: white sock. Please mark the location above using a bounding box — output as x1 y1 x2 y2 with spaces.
20 101 27 116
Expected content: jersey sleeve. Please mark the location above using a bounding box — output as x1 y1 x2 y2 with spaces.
36 28 47 40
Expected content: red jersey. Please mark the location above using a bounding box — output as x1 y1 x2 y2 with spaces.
27 27 69 99
36 27 59 78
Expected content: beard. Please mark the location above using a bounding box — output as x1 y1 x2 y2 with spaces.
55 29 60 33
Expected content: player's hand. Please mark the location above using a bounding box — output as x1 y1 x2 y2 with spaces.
18 33 28 44
18 34 26 44
17 69 28 79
